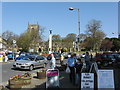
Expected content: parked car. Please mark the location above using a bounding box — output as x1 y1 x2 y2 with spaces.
47 52 61 60
15 56 29 61
95 53 116 66
26 52 39 56
20 52 39 56
7 52 16 60
111 53 120 63
80 53 86 58
13 55 48 71
64 52 72 59
20 52 27 56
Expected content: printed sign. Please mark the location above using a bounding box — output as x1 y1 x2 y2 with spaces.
46 69 59 88
81 73 94 90
98 70 114 90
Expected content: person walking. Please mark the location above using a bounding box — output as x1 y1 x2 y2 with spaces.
75 58 83 87
60 54 64 66
49 54 56 69
84 52 91 72
67 53 76 85
4 54 8 62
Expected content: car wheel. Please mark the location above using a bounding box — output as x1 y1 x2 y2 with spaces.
29 65 34 71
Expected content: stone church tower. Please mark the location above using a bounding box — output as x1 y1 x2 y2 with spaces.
27 23 39 32
27 23 40 52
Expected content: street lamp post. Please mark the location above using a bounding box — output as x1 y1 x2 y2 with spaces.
12 39 16 61
69 7 80 51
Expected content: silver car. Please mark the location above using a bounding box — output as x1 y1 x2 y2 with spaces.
13 55 48 71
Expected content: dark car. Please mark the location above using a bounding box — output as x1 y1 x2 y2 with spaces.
95 53 116 66
47 52 61 60
111 53 120 63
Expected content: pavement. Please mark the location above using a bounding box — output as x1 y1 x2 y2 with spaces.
1 60 120 90
0 65 78 90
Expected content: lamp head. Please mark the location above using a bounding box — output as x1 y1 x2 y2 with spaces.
69 7 74 11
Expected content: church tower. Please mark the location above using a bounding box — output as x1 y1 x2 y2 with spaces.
27 23 39 32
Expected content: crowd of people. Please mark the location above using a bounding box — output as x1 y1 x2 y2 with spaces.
67 52 92 87
48 52 92 88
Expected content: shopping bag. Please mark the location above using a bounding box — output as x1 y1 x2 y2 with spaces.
65 66 70 73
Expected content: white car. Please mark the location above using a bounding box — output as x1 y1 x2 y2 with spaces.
81 53 86 58
13 55 48 71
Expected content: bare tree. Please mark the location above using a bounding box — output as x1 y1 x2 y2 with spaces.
2 30 18 48
85 19 106 51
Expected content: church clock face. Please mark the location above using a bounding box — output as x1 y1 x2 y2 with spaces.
31 27 34 29
28 24 39 32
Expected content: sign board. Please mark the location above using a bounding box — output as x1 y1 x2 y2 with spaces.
46 69 59 88
98 70 114 90
81 73 94 90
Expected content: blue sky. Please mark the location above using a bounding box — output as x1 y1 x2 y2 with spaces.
2 2 118 40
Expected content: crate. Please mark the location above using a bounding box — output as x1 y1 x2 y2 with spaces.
37 72 46 79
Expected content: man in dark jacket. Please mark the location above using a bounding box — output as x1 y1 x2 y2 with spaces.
75 58 83 87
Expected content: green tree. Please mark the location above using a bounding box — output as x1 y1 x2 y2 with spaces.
62 33 77 51
17 26 44 52
111 38 120 51
17 31 31 52
52 35 61 41
52 34 61 52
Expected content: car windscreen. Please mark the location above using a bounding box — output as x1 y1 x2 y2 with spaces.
22 56 30 60
107 55 114 59
36 56 44 60
27 53 39 56
22 56 35 61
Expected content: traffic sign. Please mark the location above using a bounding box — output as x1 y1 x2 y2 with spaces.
13 40 16 44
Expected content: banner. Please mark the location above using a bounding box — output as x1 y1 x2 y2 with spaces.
46 69 59 88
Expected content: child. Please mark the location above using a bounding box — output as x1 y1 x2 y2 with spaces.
75 58 83 87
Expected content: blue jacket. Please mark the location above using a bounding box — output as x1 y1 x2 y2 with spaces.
68 57 76 67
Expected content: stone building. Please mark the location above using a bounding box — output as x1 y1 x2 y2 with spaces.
27 23 41 52
27 24 39 32
0 36 7 50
